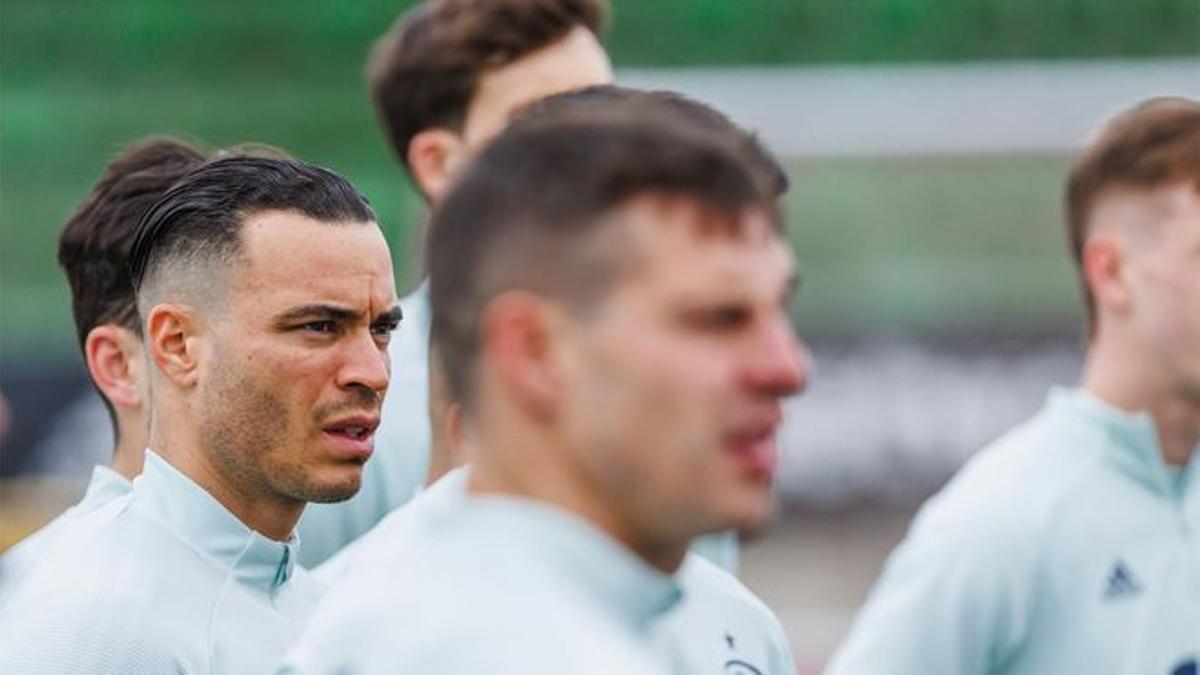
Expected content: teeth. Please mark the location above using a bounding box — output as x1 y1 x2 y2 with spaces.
346 426 364 437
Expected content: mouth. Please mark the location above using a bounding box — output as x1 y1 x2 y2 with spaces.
723 413 782 479
321 413 381 460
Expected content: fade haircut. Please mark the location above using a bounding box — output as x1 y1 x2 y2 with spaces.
428 110 782 410
516 85 790 198
367 0 607 177
1066 96 1200 334
129 156 376 313
57 137 207 427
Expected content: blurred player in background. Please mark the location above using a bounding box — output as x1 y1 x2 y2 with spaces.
0 156 400 672
827 97 1200 675
0 138 205 601
280 101 807 674
297 85 801 675
294 0 619 568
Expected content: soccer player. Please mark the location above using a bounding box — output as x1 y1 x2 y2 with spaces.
826 97 1200 674
0 138 205 601
279 100 808 673
299 85 801 675
293 0 617 567
0 156 402 673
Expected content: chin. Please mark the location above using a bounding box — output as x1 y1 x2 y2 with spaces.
295 472 363 504
708 490 775 533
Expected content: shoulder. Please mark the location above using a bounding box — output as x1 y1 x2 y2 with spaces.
913 406 1107 548
311 469 467 584
0 498 219 671
670 554 795 674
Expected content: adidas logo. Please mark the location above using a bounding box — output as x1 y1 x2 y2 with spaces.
1102 559 1142 600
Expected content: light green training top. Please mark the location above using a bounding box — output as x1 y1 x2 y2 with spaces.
0 451 325 674
281 469 687 674
0 464 131 603
295 467 795 674
826 388 1200 675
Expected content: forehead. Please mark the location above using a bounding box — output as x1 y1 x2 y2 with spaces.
609 198 794 301
464 26 613 142
231 210 397 306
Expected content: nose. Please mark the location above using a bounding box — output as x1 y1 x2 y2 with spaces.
337 330 390 399
745 316 809 398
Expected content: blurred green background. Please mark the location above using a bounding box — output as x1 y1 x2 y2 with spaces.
2 0 1198 359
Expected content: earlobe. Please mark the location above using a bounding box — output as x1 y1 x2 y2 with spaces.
145 303 202 388
84 326 144 409
408 129 466 203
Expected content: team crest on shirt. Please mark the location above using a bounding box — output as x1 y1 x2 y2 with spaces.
722 630 763 675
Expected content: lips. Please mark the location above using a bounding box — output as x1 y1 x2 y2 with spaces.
724 412 782 478
321 413 381 460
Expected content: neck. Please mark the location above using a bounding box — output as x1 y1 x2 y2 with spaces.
110 411 147 481
467 417 688 573
151 400 302 541
1083 339 1200 466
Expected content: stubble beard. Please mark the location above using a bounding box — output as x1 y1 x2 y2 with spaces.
201 360 360 508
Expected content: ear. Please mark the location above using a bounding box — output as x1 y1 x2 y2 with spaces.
407 128 468 203
1082 233 1131 317
84 325 146 409
144 303 204 389
480 291 564 420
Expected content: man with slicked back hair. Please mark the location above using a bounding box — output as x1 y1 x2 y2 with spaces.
0 156 401 674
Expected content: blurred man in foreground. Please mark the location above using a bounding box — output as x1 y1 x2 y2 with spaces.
827 98 1200 674
0 138 205 600
294 0 624 567
280 105 807 673
0 156 401 673
302 85 801 675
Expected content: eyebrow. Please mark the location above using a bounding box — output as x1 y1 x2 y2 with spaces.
273 304 403 327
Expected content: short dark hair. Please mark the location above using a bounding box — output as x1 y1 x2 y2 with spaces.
1066 96 1200 334
59 138 207 347
130 156 376 303
515 85 789 198
428 110 781 409
367 0 607 176
57 137 207 433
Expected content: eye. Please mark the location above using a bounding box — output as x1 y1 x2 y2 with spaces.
302 320 338 334
690 305 750 332
371 318 400 344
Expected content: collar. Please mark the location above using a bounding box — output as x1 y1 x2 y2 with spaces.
83 464 133 504
460 493 683 631
132 450 299 594
1048 387 1198 500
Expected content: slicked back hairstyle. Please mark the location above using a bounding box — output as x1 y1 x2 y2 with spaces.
1066 96 1200 334
367 0 608 176
428 110 781 410
59 137 207 348
129 156 376 310
515 85 789 198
